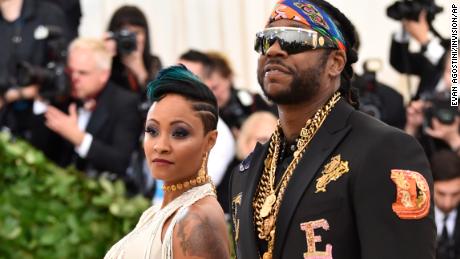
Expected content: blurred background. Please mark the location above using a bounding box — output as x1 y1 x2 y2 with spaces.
80 0 451 101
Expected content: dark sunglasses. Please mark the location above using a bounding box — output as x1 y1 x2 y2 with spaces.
254 27 338 55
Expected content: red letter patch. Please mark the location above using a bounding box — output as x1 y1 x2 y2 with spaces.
390 169 430 219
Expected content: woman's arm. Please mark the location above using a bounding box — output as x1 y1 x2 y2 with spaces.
172 197 230 259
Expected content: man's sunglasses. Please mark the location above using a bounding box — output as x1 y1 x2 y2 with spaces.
254 27 338 55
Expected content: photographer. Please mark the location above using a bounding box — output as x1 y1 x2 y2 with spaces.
33 38 142 179
388 0 448 99
405 50 460 158
0 0 68 138
105 5 162 101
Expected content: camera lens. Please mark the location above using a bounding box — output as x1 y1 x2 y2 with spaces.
435 109 456 124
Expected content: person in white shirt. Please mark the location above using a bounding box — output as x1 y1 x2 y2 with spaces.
389 9 449 99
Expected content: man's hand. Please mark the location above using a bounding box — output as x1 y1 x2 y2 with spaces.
3 85 39 103
425 117 460 149
45 103 85 146
402 10 430 45
405 100 425 136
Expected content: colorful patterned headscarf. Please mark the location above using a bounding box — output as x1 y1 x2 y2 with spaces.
268 0 346 51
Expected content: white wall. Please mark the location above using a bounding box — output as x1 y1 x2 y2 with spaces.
79 0 451 101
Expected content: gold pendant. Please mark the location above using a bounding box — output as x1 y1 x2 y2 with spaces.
260 193 276 218
262 215 275 237
262 251 272 259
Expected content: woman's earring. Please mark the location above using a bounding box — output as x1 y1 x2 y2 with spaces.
198 152 208 177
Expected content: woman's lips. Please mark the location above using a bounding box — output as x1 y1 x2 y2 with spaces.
152 158 174 165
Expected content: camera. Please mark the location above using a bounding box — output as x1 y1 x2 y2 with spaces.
15 25 70 101
422 92 459 127
386 0 443 21
353 59 385 120
108 29 137 55
16 61 69 100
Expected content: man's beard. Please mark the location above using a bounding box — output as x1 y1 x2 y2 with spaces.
257 53 329 105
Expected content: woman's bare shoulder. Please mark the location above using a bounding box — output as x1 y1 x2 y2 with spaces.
172 196 230 259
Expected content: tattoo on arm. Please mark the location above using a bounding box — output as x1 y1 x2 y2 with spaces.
177 211 228 258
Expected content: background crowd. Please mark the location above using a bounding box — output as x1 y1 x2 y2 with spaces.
0 0 458 258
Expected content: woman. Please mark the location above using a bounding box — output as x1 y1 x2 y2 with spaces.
104 65 230 259
106 5 162 99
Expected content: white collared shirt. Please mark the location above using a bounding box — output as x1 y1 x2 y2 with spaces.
393 30 445 66
74 107 93 158
207 117 235 186
435 205 458 238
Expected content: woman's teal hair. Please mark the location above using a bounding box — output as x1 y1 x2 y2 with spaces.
146 65 218 133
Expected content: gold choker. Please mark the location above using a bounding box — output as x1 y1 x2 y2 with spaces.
162 175 211 192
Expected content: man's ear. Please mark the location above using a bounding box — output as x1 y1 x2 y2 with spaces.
205 130 218 153
328 50 346 77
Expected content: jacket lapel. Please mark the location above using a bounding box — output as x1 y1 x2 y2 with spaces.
85 84 111 135
238 142 269 259
274 100 354 258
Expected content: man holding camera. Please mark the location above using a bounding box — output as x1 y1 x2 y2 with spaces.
405 98 460 157
0 0 68 139
33 38 141 179
388 0 449 99
404 46 460 158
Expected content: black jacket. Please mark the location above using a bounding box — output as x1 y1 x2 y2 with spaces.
230 99 436 259
437 205 460 259
0 0 69 89
389 39 448 99
0 0 69 138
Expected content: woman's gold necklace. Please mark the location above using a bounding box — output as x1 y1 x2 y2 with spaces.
163 153 211 192
252 92 341 259
162 174 211 192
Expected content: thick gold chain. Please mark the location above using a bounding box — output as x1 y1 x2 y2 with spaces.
252 92 341 259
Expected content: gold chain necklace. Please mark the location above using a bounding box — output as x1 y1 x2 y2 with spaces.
252 92 341 259
162 175 211 192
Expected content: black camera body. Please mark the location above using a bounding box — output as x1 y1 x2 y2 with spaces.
386 0 443 21
422 93 459 127
354 59 385 120
108 29 137 55
16 25 70 101
16 61 69 101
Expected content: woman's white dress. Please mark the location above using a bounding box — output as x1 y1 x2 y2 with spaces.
104 183 215 259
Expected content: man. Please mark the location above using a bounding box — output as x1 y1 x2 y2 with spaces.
430 150 460 259
33 38 141 178
229 1 436 259
177 49 214 80
404 46 460 159
389 9 449 99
